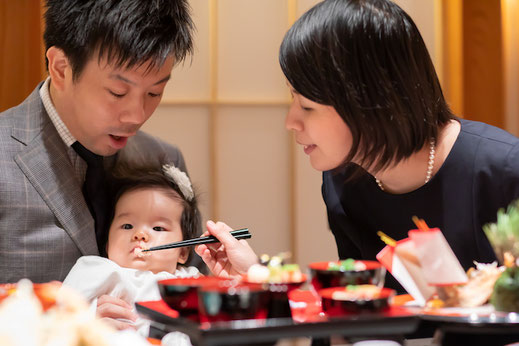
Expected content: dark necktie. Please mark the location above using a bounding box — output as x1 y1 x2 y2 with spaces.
71 141 109 255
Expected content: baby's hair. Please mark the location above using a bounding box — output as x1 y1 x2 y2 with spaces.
108 158 201 263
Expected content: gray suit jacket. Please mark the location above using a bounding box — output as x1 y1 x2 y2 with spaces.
0 83 188 283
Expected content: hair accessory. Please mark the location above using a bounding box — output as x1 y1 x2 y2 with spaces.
162 164 194 201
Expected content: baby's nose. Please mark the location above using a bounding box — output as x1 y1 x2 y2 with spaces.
132 230 149 241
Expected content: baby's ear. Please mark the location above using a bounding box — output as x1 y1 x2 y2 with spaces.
178 248 189 264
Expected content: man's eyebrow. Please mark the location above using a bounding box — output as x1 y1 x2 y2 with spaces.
109 74 171 86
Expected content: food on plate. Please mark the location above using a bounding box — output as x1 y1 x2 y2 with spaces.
331 284 383 301
431 262 504 308
0 279 115 346
327 258 367 272
319 285 396 315
246 253 303 283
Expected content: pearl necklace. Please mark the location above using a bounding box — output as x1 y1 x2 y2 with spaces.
375 139 436 191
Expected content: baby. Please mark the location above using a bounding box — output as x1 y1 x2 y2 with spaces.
62 159 201 337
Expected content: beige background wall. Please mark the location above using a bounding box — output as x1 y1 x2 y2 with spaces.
141 0 442 270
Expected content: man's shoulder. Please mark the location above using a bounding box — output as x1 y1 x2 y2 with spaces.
0 84 45 128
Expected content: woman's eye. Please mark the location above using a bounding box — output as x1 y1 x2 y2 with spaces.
153 226 166 232
148 92 162 98
109 90 126 98
122 224 133 230
302 106 313 111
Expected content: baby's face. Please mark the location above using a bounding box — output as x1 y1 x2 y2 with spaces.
107 187 187 273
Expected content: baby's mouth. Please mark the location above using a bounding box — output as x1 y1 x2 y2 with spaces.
133 245 151 258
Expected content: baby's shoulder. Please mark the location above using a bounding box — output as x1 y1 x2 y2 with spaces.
174 266 200 278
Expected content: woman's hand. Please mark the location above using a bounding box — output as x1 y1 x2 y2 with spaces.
96 295 138 330
195 220 259 277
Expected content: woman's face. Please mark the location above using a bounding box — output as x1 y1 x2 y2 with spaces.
107 187 187 274
285 87 353 171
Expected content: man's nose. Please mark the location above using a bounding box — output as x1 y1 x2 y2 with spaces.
120 97 147 125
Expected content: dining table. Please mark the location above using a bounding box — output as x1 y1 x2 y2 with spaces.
136 288 519 346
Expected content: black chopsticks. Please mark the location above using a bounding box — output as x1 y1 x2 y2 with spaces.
142 228 251 252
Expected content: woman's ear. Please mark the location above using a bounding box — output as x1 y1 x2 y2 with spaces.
178 248 189 264
46 46 70 91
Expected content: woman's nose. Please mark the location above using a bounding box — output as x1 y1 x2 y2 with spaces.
285 102 303 131
132 229 149 242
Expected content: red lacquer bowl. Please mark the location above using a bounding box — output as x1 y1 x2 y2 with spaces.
241 273 308 319
309 260 386 291
158 276 229 321
198 282 270 323
319 286 396 316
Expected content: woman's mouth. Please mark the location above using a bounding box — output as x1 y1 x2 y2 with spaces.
304 144 316 155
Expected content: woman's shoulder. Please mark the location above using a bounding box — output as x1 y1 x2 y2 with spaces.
460 119 519 148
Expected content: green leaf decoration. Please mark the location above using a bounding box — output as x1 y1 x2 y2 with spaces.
483 200 519 263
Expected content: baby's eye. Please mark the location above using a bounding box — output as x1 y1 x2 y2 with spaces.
153 226 166 232
122 224 133 230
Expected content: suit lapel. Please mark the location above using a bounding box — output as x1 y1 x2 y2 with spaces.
12 87 98 256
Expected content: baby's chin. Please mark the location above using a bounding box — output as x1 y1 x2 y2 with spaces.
129 260 177 274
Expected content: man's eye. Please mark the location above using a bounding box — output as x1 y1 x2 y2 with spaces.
122 224 133 230
109 90 126 98
153 226 166 232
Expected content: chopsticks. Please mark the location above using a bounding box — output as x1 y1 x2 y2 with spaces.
142 228 250 252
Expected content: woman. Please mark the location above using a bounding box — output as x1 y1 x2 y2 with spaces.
196 0 519 291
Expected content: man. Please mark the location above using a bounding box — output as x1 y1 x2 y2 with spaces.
0 0 195 284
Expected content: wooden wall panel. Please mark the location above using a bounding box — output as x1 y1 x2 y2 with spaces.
140 105 212 222
462 0 504 127
440 0 463 117
0 0 45 111
217 0 289 102
215 106 291 257
502 0 519 136
162 0 210 102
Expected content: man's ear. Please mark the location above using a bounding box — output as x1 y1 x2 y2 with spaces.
46 46 70 91
178 248 189 264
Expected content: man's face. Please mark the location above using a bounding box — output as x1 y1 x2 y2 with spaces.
56 53 175 156
107 187 187 274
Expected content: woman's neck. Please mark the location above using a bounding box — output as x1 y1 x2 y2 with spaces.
372 119 461 194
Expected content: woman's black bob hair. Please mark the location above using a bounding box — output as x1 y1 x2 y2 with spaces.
279 0 455 173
